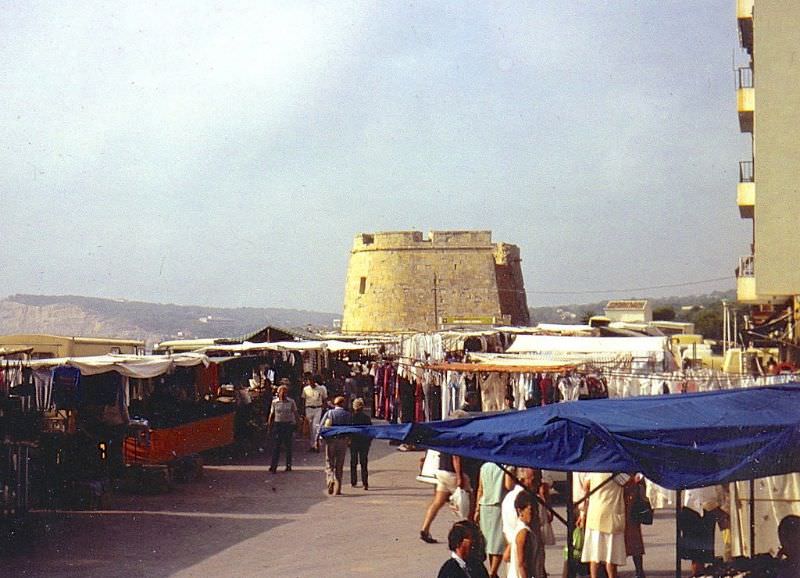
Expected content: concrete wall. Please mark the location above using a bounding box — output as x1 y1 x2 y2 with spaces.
754 1 800 296
341 231 529 333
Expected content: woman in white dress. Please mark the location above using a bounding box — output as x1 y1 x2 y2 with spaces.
578 472 627 578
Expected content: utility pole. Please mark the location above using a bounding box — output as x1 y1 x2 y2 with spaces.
722 300 729 357
433 273 439 331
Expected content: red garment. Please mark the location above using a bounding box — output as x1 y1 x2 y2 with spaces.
195 364 220 396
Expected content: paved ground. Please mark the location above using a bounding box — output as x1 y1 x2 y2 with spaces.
3 433 689 577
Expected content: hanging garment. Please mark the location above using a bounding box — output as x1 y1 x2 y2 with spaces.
52 366 82 410
34 368 53 411
480 373 506 412
539 375 555 405
398 376 415 423
414 378 425 423
374 364 385 419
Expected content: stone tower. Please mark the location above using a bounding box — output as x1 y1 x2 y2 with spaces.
341 230 529 333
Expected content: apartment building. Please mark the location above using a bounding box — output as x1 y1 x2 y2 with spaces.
735 1 800 329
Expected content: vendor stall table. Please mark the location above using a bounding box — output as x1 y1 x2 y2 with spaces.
124 411 234 465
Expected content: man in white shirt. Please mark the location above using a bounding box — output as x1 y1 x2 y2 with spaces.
301 374 327 452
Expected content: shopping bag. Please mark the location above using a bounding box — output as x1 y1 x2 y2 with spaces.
449 487 471 519
540 503 556 545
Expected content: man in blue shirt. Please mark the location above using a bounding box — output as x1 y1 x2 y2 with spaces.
321 396 352 495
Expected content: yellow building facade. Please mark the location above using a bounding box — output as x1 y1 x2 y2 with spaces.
735 0 800 305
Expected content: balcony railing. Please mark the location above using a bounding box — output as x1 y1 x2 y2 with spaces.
737 0 754 55
737 66 753 89
739 160 754 183
738 255 755 278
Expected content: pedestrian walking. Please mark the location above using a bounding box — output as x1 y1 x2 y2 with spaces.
301 373 327 452
349 397 372 490
475 462 508 578
321 396 351 495
578 472 626 578
267 385 299 473
420 450 470 544
502 468 545 578
624 474 647 578
678 485 725 577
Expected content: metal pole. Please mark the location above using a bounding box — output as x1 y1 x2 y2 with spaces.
749 478 756 557
566 472 576 578
676 489 682 578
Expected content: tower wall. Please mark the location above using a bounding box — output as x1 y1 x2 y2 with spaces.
341 230 528 333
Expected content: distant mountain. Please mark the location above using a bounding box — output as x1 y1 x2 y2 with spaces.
0 290 737 348
529 290 737 324
0 294 339 346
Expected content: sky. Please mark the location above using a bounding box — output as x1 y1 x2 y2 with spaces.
0 1 752 313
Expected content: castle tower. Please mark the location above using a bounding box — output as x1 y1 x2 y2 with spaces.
341 230 529 333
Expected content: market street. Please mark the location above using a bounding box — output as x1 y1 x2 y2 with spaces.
7 437 684 577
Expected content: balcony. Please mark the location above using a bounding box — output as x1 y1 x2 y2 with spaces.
737 0 753 55
737 67 754 133
737 160 754 218
736 255 764 304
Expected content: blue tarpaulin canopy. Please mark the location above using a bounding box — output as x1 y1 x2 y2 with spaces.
324 385 800 490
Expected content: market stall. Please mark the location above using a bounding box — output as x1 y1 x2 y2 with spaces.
25 353 235 500
325 385 800 577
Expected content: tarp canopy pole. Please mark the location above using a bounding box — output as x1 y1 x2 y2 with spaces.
750 478 756 557
566 472 576 578
675 490 682 578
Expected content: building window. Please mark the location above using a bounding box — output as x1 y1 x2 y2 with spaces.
362 234 374 245
359 277 367 294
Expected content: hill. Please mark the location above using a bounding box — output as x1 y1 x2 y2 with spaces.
0 294 339 346
529 290 736 326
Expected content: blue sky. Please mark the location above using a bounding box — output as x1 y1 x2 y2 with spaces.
0 1 751 313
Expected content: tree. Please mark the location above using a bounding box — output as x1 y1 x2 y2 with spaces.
691 307 723 340
652 306 676 321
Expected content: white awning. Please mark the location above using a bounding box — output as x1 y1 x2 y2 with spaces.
506 335 670 355
29 352 212 378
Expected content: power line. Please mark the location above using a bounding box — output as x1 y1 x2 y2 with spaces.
521 276 733 296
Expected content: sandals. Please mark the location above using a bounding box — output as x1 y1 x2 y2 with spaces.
419 530 438 544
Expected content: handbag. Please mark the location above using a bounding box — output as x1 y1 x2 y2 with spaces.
631 489 654 525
